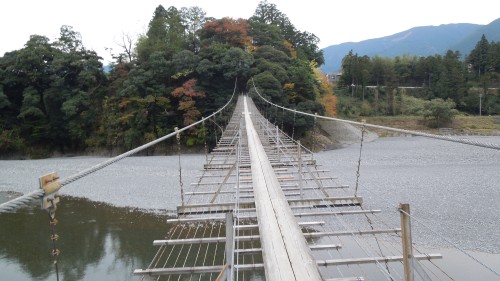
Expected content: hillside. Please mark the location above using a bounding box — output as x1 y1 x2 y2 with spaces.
451 17 500 54
321 18 500 73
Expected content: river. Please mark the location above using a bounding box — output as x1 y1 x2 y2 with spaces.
0 136 499 280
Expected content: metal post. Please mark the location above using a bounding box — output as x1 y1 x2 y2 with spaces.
400 203 414 281
225 212 234 281
479 93 482 116
298 141 303 199
276 126 280 163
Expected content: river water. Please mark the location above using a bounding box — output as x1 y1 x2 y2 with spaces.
0 136 498 280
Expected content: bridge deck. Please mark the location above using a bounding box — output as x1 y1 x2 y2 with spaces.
134 95 441 280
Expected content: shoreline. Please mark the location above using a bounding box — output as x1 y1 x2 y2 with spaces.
2 114 499 160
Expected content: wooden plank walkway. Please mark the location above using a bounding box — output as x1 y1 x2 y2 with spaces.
243 96 322 280
134 95 441 280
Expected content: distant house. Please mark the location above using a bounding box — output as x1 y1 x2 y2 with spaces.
326 73 342 83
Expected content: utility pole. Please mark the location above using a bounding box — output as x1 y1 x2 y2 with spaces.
479 93 482 116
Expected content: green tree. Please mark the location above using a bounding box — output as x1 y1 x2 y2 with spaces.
467 34 490 78
423 98 458 128
136 5 186 62
181 6 207 53
220 47 254 80
249 71 284 104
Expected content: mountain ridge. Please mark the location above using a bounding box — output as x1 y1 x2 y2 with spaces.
321 18 500 74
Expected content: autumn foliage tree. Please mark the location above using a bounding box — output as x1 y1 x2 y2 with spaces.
0 1 332 155
200 18 252 49
171 79 206 125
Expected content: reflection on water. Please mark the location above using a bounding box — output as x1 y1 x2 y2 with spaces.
0 196 170 281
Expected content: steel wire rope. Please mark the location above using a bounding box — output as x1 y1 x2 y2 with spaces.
251 81 496 277
303 180 402 280
278 144 399 280
255 108 396 280
176 129 186 207
299 185 380 280
177 223 201 281
187 223 209 280
291 110 297 140
362 182 490 280
147 223 182 277
248 98 408 278
399 208 500 277
169 224 195 281
250 78 500 151
164 224 187 281
274 116 442 281
410 247 450 281
0 80 238 214
353 208 452 281
281 106 285 131
302 223 354 279
197 221 216 281
354 123 366 197
360 176 496 279
234 128 242 281
306 183 405 280
322 210 399 280
209 221 224 280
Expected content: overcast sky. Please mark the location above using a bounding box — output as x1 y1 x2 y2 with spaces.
1 0 498 64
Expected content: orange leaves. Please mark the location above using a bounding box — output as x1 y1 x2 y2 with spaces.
321 93 337 117
202 18 252 48
171 79 205 99
313 68 337 116
171 79 206 125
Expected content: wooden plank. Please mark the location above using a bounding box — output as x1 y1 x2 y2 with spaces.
282 185 350 191
234 243 342 254
234 221 325 230
153 235 260 246
294 209 381 217
177 202 255 215
310 244 342 250
235 248 262 254
134 265 224 275
287 196 363 207
243 97 322 281
316 254 442 266
304 229 401 238
325 277 365 281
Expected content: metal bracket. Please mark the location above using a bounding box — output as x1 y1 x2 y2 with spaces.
39 172 61 212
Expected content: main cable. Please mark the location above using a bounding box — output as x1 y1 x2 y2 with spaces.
250 78 500 150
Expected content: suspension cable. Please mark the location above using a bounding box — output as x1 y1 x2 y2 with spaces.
354 120 366 197
399 208 500 277
0 80 238 214
250 78 500 150
175 127 185 206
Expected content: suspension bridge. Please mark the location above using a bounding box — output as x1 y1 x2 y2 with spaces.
1 83 499 280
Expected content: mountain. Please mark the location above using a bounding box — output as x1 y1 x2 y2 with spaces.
321 18 500 74
450 18 500 54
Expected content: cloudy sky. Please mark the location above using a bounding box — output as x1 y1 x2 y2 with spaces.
1 0 498 63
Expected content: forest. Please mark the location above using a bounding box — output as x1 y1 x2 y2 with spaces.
1 1 499 157
335 35 500 121
0 1 329 156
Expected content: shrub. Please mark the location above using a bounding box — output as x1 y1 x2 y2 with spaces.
422 98 458 128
